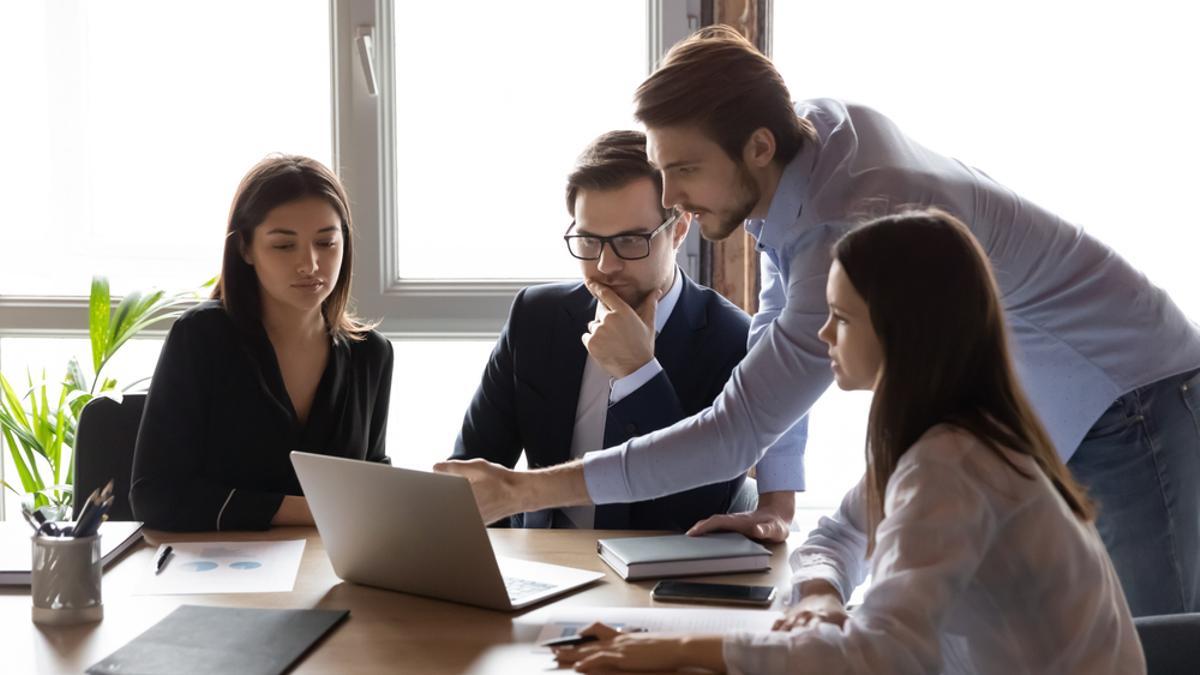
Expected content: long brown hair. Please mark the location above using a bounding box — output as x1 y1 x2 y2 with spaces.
213 154 374 342
634 25 816 166
835 210 1094 554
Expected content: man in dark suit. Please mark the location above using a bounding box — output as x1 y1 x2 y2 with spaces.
452 130 753 530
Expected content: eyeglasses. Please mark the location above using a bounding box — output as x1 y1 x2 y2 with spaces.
563 211 681 261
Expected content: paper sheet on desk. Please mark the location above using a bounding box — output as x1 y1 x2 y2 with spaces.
134 540 305 595
521 606 782 646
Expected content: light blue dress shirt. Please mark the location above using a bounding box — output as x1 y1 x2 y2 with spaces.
583 98 1200 505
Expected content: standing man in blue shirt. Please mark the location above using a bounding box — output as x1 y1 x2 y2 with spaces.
438 27 1200 616
451 130 789 530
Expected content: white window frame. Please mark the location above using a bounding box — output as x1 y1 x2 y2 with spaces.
340 0 700 337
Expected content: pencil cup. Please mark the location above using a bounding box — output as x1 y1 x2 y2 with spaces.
30 534 104 625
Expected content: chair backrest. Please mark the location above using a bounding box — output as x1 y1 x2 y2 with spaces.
1135 613 1200 675
72 394 146 521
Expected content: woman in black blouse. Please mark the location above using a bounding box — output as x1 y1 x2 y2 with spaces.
130 155 393 531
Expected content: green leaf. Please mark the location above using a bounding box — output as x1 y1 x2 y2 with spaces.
65 357 89 394
2 426 37 493
107 291 182 358
50 386 68 486
0 406 41 450
28 371 50 451
108 290 147 345
0 372 30 432
90 276 111 374
2 418 47 493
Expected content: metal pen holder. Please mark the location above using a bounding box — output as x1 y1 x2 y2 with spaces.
30 533 104 625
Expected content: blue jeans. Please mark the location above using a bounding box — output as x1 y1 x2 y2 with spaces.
1068 367 1200 617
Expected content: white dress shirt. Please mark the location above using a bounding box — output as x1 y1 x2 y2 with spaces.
722 425 1144 674
561 270 683 528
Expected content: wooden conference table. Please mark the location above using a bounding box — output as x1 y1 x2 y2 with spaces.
3 527 802 674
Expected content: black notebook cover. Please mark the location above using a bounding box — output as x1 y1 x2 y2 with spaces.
86 605 349 675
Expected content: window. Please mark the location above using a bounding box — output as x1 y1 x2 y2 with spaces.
386 340 495 471
0 1 697 521
773 0 1200 510
389 1 649 281
0 0 331 298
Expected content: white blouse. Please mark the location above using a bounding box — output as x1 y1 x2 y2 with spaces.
724 425 1144 674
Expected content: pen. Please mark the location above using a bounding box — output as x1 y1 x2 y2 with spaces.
74 495 113 538
71 487 102 534
540 628 647 648
24 505 60 537
154 545 174 575
19 508 42 534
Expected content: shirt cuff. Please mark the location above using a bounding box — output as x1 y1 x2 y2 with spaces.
608 358 663 405
755 447 806 493
581 443 634 504
754 415 809 492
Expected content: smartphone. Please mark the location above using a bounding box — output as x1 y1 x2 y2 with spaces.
651 580 777 607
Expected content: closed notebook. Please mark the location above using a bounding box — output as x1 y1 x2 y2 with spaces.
0 520 143 585
597 532 771 580
86 605 349 675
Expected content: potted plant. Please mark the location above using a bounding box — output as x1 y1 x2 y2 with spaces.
0 276 207 520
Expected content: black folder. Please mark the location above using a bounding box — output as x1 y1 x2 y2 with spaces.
86 605 349 675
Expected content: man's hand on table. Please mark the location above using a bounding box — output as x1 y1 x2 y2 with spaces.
687 490 795 543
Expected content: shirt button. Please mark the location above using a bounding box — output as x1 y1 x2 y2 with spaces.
624 423 638 435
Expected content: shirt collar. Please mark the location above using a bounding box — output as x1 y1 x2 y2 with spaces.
744 142 817 254
654 266 684 334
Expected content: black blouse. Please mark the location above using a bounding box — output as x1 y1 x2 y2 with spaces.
130 301 393 531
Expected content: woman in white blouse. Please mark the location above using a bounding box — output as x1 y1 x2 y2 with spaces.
555 210 1144 674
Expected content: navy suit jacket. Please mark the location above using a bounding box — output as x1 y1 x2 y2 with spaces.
453 273 750 530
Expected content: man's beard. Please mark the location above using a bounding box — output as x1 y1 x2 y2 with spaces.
697 162 760 241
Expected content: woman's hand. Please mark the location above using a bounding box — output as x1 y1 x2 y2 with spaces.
553 623 725 673
773 580 848 632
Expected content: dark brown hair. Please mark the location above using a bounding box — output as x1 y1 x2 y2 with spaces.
213 154 373 342
565 130 667 220
634 25 816 166
834 209 1094 554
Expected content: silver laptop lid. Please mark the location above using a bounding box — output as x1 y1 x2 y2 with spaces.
290 452 512 609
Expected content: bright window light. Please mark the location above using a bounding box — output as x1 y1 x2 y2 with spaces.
0 0 331 297
391 1 648 281
774 0 1200 510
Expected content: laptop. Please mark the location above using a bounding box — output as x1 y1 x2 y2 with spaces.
291 452 603 610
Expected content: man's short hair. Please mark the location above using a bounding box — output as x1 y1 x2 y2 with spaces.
634 25 816 166
565 130 668 219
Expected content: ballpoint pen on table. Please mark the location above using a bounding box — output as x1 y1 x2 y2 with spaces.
154 545 175 575
541 628 648 648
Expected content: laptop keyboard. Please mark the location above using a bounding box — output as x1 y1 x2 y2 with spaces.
503 575 555 600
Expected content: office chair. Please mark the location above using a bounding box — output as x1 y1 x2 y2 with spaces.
72 393 147 521
1136 612 1200 675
